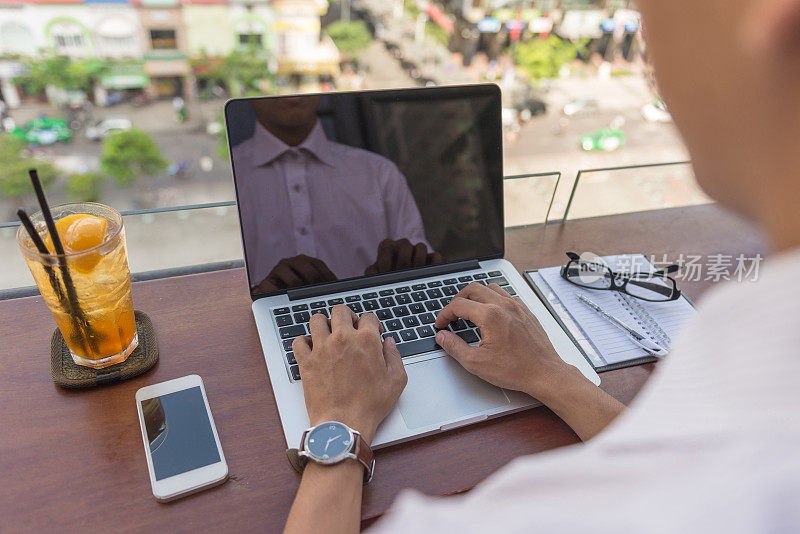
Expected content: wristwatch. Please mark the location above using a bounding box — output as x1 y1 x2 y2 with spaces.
286 421 375 484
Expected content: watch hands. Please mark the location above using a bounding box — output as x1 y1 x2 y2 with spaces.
323 435 341 454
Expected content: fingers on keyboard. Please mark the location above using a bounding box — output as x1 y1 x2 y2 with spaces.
277 272 501 379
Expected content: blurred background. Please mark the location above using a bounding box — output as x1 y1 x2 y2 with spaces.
0 0 709 290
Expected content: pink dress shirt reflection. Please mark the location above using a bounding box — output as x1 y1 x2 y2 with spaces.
232 121 430 287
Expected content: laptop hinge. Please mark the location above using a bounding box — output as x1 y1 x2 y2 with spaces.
287 260 481 301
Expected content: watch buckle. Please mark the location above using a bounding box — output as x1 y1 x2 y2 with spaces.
365 458 375 484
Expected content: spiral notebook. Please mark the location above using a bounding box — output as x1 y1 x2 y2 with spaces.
524 254 697 372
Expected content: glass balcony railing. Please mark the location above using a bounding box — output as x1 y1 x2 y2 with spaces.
560 161 710 222
503 172 561 228
0 162 712 296
1 202 244 298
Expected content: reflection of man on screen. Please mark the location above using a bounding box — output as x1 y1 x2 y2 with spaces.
233 96 438 293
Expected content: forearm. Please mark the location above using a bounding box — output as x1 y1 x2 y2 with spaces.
284 461 364 534
531 367 626 441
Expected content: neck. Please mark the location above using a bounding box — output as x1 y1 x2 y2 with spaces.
763 213 800 253
756 182 800 253
258 119 316 147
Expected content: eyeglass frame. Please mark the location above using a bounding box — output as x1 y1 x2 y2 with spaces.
559 252 682 302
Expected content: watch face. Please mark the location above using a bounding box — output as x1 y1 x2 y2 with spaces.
306 422 353 462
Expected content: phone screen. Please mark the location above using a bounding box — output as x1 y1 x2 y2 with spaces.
140 386 221 480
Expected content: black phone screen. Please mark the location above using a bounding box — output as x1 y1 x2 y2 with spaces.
140 386 221 480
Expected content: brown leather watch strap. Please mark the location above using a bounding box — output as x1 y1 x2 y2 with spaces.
352 432 375 484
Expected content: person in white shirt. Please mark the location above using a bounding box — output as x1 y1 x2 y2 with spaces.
232 96 438 293
282 1 800 532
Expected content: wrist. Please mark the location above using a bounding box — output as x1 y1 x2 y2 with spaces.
303 457 364 480
308 414 377 445
522 363 587 405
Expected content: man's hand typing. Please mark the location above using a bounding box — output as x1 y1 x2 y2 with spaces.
434 282 580 401
292 305 407 444
434 282 624 441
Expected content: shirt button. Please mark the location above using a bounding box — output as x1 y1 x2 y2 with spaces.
293 184 301 192
299 227 309 235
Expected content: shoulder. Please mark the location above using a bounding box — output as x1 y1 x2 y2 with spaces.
231 137 259 195
327 141 401 175
638 248 800 419
231 136 256 166
677 250 796 355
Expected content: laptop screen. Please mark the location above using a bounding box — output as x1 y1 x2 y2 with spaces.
225 84 504 299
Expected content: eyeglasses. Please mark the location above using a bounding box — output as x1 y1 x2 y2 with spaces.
560 252 681 302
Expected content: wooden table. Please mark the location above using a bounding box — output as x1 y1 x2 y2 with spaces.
0 205 766 533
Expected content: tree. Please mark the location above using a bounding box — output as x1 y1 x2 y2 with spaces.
66 172 107 202
0 134 57 204
425 21 450 48
100 129 167 206
191 52 229 97
18 54 104 95
512 36 588 81
193 46 273 97
222 47 271 96
325 20 372 58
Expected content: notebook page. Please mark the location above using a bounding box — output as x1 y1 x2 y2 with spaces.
606 255 696 349
528 271 607 368
537 255 696 366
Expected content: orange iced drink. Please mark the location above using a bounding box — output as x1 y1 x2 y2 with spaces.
17 203 138 369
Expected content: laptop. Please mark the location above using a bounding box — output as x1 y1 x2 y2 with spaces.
224 84 599 448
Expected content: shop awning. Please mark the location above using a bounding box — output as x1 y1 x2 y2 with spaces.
100 73 149 89
477 17 501 33
276 59 339 76
558 9 605 40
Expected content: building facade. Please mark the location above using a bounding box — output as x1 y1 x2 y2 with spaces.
0 0 340 106
133 0 191 98
443 0 643 64
272 0 338 82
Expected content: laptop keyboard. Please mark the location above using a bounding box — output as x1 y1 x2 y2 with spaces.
270 270 517 382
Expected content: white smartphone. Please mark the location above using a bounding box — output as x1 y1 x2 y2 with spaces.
135 375 228 502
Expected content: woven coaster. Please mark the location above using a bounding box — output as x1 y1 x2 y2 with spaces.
50 310 158 389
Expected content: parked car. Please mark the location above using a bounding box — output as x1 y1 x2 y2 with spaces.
400 60 421 79
85 118 132 141
641 99 672 123
384 41 403 59
580 128 626 152
563 99 600 116
10 117 72 145
517 98 547 120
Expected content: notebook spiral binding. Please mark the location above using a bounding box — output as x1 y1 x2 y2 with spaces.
615 293 672 348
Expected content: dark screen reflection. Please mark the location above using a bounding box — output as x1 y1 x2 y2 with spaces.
226 85 504 296
142 387 220 481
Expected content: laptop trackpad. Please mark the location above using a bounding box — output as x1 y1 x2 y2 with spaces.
397 356 510 429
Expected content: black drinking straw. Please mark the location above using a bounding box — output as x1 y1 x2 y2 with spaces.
16 207 72 316
18 207 88 355
17 207 67 298
17 208 53 255
28 169 98 355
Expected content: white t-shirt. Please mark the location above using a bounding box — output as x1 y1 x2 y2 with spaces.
371 248 800 533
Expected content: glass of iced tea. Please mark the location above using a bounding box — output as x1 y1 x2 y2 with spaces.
17 202 138 369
